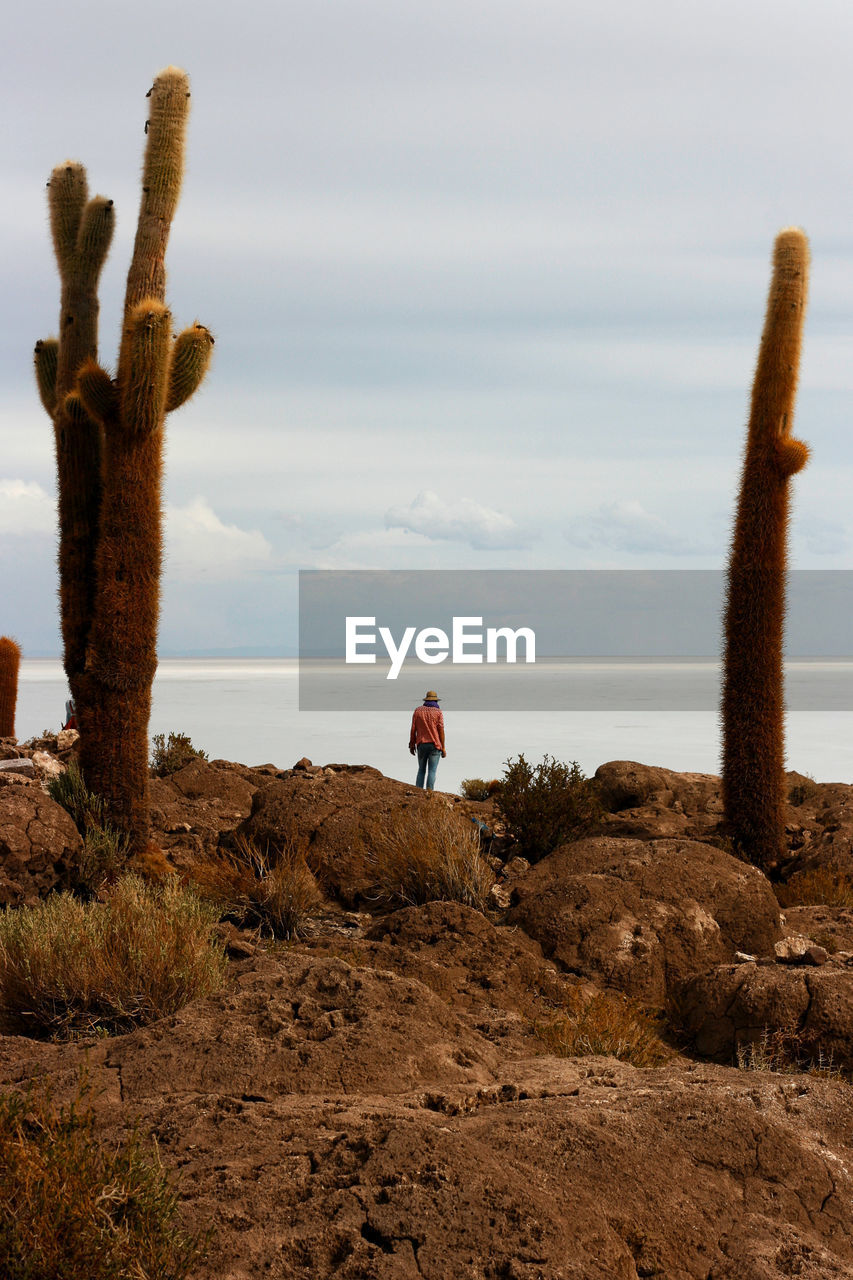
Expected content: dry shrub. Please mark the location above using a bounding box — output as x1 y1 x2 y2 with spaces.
535 988 672 1068
787 774 820 807
459 778 502 801
736 1026 843 1079
0 875 226 1037
0 1076 206 1278
496 754 602 863
775 867 853 909
189 832 323 940
358 804 494 910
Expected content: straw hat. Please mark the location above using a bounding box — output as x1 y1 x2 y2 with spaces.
423 691 440 702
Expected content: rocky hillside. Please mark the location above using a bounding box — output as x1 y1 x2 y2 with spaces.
2 740 853 1278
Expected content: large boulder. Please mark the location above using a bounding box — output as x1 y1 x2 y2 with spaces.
506 836 782 1006
594 759 723 839
148 758 258 865
679 959 853 1068
0 787 81 905
239 766 473 903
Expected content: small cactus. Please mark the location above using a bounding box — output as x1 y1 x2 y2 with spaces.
721 228 810 871
0 638 21 739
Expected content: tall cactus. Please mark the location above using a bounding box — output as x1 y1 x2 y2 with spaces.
35 68 213 852
0 638 21 739
721 228 810 871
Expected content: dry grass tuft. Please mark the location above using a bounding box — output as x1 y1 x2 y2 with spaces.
188 832 323 939
534 988 672 1068
0 875 226 1038
0 1075 207 1278
775 867 853 910
459 778 502 801
358 804 494 910
736 1026 844 1079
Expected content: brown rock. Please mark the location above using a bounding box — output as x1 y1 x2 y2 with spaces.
148 760 257 866
0 759 35 779
240 767 454 904
680 961 853 1068
0 788 81 905
507 836 782 1005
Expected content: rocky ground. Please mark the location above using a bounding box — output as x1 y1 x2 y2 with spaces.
2 739 853 1277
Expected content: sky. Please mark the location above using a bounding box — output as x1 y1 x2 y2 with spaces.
5 0 853 655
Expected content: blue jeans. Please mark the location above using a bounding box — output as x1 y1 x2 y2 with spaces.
415 743 441 790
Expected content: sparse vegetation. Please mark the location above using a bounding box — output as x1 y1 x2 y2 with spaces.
150 731 208 777
47 759 129 893
188 832 322 940
358 804 494 910
0 874 226 1037
736 1026 843 1079
788 773 820 807
775 867 853 910
0 1076 207 1279
535 989 672 1068
495 754 602 863
459 777 502 801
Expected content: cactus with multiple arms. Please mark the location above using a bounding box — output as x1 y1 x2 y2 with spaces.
0 638 21 739
721 227 810 871
35 68 213 852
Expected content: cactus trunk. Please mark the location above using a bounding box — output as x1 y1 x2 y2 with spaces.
721 228 810 871
0 638 21 739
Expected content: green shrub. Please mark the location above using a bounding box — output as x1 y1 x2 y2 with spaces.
150 731 208 777
495 754 602 863
0 874 226 1037
358 804 494 911
459 777 502 801
189 832 323 940
0 1077 207 1278
47 759 129 893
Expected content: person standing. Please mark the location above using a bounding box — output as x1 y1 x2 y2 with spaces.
409 690 446 790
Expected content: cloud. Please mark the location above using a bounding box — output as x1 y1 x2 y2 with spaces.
0 479 56 536
565 500 712 556
385 490 529 550
164 497 273 580
798 517 851 557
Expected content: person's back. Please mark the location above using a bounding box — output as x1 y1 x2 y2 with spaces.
409 691 446 790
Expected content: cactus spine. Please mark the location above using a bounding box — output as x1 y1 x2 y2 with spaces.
0 638 21 739
35 69 213 853
721 228 810 871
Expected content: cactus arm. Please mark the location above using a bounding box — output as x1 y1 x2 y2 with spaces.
77 359 119 427
776 437 809 476
165 323 214 412
75 197 115 281
124 67 190 317
117 300 172 438
722 227 810 870
48 163 87 276
34 339 59 415
40 159 114 711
